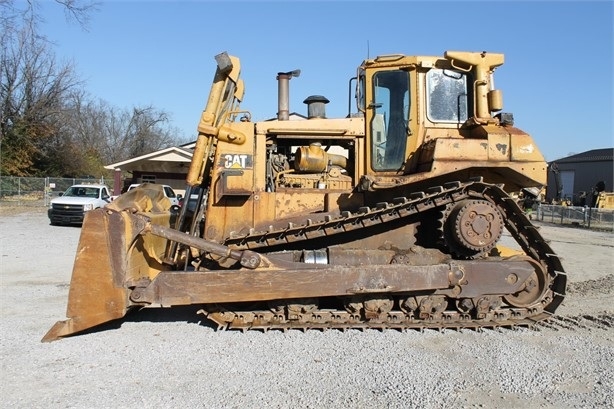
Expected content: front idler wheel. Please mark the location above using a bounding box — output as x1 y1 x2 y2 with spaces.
503 259 549 308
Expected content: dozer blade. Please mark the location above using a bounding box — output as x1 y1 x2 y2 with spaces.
42 209 131 342
42 186 174 342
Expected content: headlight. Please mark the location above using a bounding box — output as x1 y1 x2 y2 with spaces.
83 204 94 211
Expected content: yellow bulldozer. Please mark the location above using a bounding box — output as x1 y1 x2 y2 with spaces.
595 192 614 209
43 50 566 341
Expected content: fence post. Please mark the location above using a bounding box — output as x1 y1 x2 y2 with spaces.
587 206 592 229
44 177 49 207
550 205 556 223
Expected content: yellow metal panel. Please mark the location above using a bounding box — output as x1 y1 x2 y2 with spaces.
254 132 267 191
275 192 325 219
205 197 254 241
432 138 489 161
252 192 276 229
511 133 546 162
256 117 364 137
487 132 510 160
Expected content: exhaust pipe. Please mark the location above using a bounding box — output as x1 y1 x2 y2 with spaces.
276 69 300 120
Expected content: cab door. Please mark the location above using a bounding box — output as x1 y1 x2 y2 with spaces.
363 68 413 174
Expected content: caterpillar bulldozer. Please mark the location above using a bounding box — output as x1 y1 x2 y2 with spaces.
43 50 566 342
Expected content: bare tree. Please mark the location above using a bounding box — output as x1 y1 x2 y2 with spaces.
54 0 99 28
1 24 82 175
1 0 99 33
124 106 178 159
57 92 184 176
1 0 187 178
0 0 96 176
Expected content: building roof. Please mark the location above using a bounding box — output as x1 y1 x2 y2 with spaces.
552 148 613 164
104 146 193 171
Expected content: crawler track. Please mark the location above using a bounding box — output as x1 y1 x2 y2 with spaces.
202 179 567 331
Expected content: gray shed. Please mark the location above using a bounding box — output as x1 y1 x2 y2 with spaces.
546 148 613 206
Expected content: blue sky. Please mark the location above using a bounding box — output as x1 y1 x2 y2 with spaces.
41 0 613 162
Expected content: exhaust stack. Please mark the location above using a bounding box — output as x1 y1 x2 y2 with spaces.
276 69 300 120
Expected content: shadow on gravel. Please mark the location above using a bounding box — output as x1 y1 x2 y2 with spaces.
125 305 214 327
52 305 218 341
48 223 82 228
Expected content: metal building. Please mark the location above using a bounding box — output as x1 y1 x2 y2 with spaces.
546 148 614 206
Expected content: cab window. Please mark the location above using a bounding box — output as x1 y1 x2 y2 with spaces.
357 70 366 112
370 70 410 171
426 69 469 123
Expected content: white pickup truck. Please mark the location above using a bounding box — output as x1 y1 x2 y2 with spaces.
48 183 112 226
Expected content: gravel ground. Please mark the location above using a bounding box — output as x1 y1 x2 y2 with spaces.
1 207 613 409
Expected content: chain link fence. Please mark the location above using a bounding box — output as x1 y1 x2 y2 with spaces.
0 176 114 207
533 204 614 232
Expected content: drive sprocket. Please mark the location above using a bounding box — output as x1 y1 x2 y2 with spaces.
442 199 504 259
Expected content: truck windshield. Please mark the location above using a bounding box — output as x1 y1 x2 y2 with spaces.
163 186 177 198
370 70 410 171
64 187 100 198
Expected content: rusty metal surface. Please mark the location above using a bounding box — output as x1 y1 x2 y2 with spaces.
136 257 535 305
445 199 504 258
138 263 453 305
42 199 174 342
192 180 564 332
42 210 130 342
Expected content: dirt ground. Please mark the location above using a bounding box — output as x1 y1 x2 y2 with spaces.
1 207 613 408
